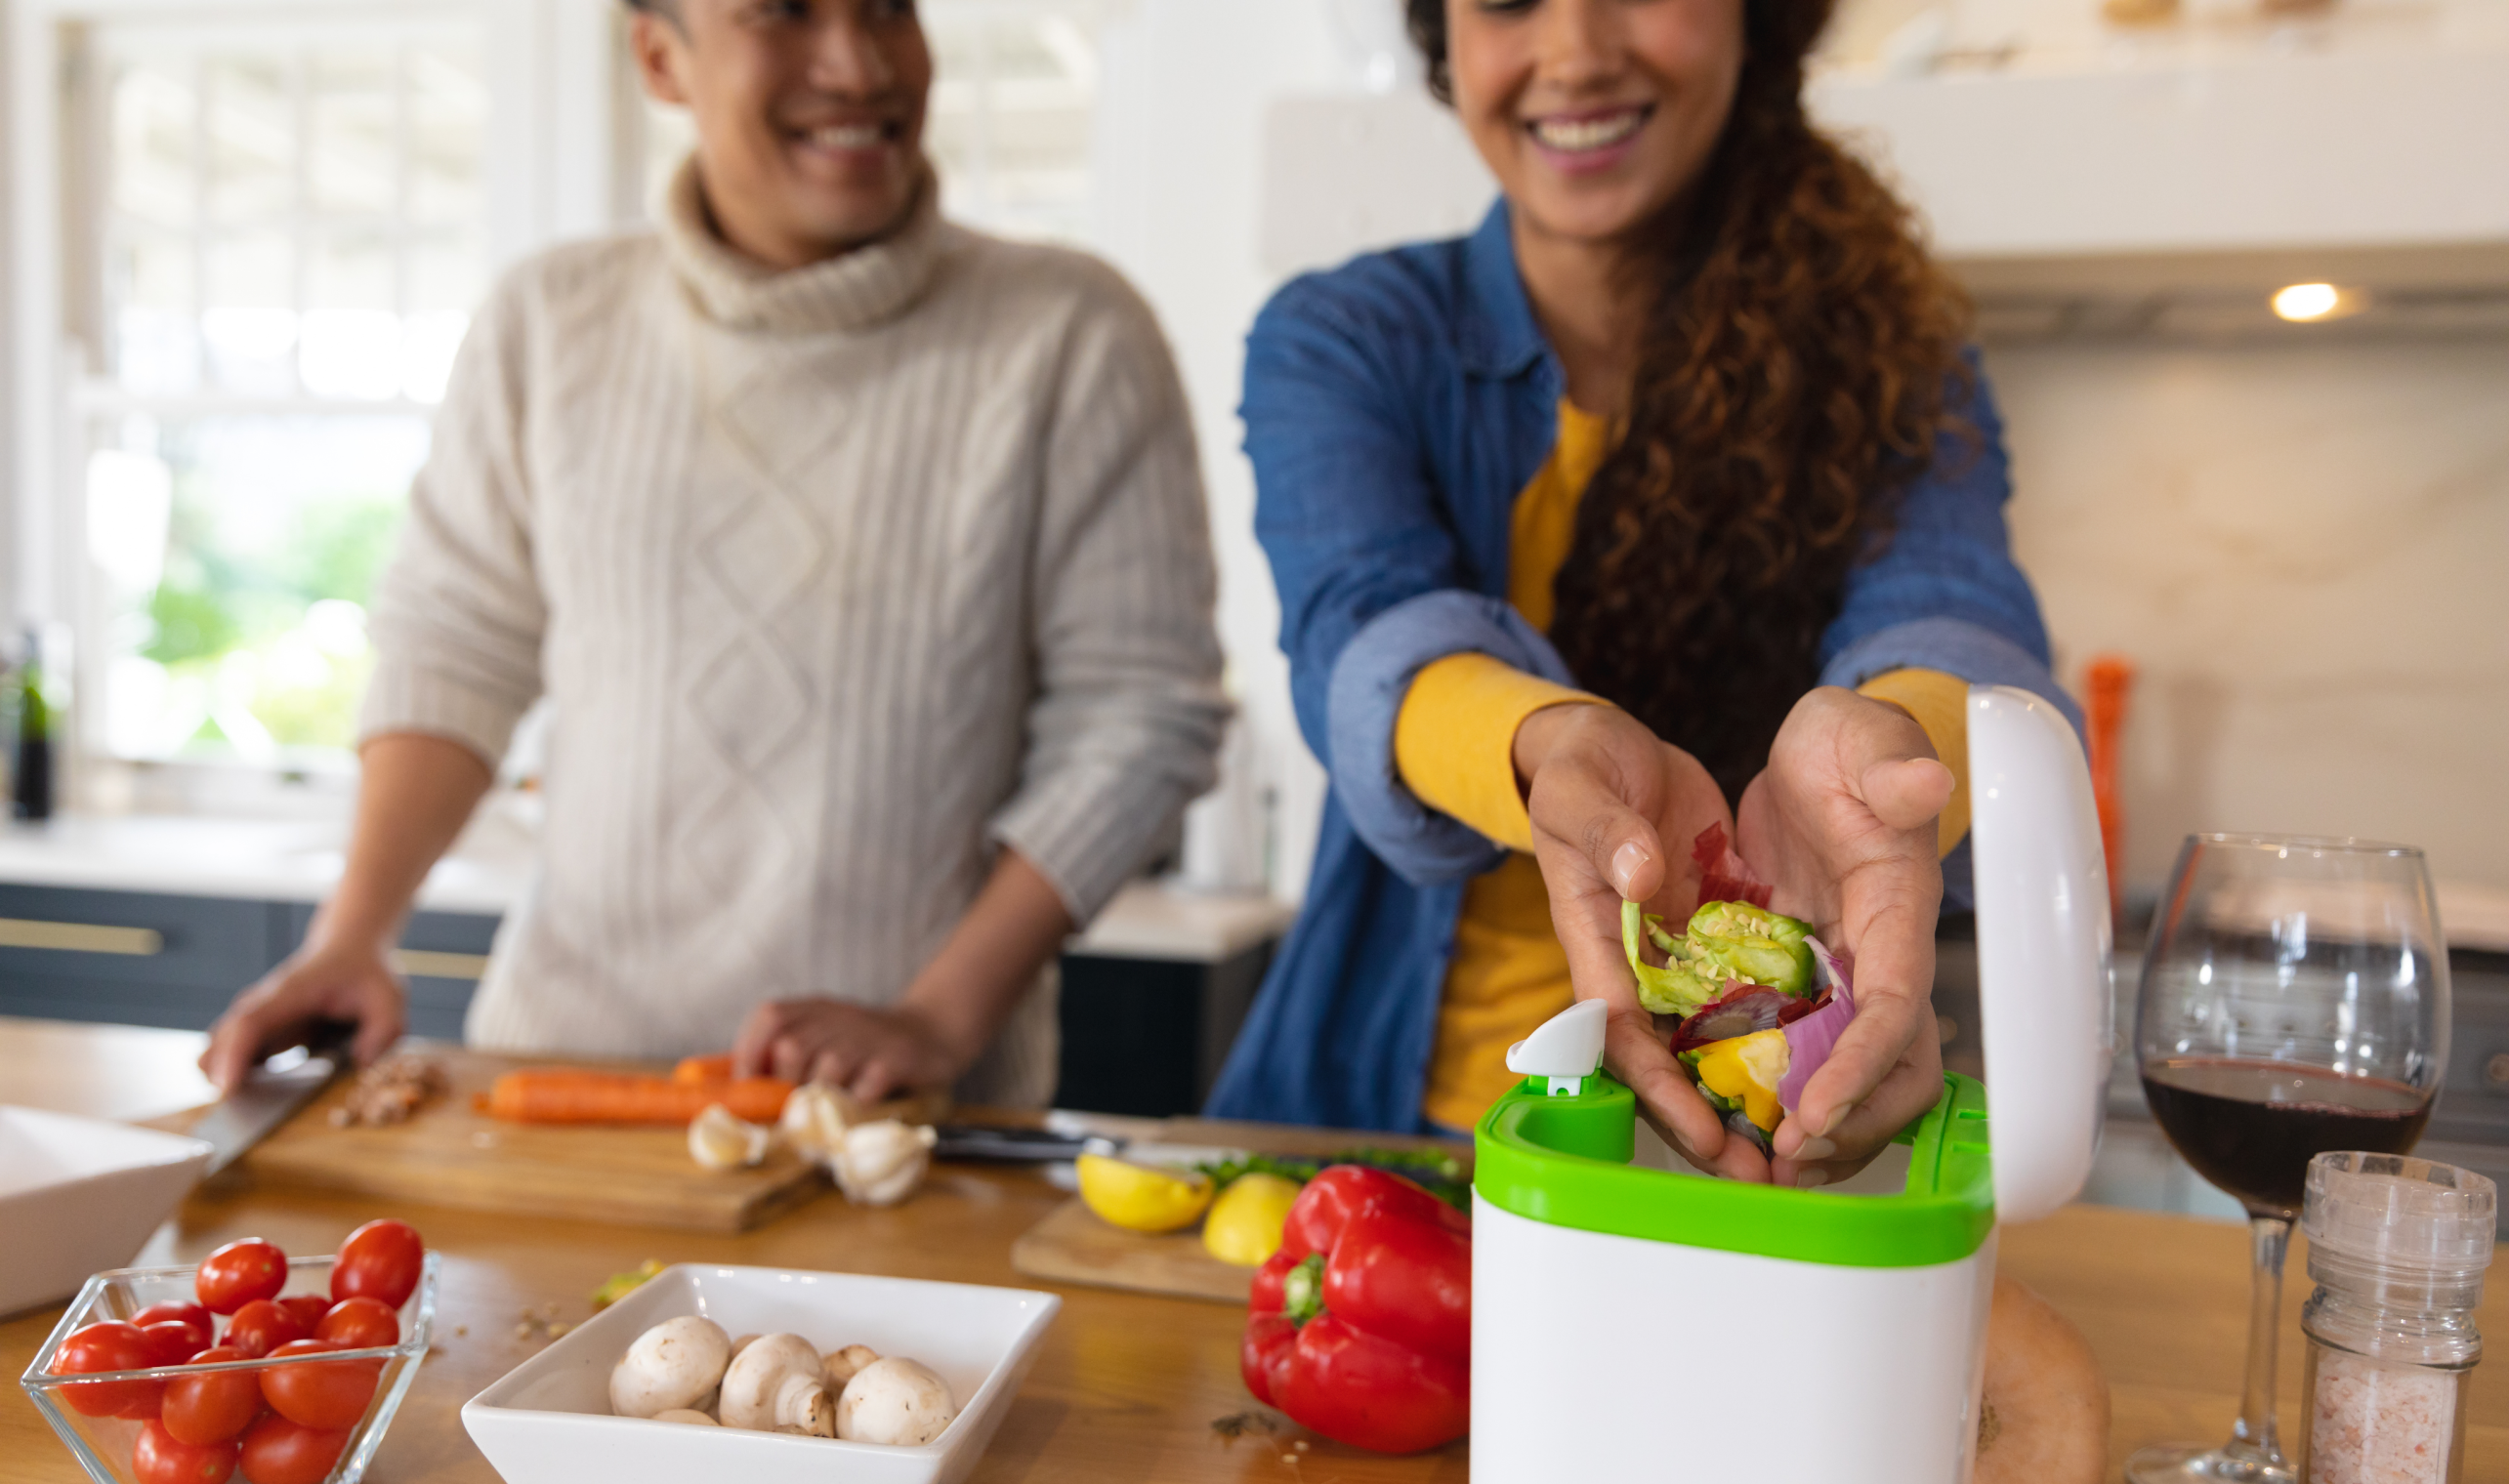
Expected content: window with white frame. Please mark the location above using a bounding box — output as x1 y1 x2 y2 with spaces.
34 0 1111 784
78 14 489 763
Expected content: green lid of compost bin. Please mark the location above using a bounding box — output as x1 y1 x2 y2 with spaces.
1472 1071 1995 1268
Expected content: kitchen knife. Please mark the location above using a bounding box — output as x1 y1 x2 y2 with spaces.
931 1125 1119 1163
191 1025 354 1175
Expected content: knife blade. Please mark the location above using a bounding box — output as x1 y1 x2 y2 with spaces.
192 1026 353 1175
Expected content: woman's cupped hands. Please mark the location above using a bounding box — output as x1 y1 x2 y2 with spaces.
1518 687 1953 1187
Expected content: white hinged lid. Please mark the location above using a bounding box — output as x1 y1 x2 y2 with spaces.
1965 684 2112 1224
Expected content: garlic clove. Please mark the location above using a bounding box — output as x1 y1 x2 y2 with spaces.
830 1120 938 1208
778 1082 857 1160
690 1102 772 1171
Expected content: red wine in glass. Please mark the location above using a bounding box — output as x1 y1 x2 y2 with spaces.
2141 1057 2431 1217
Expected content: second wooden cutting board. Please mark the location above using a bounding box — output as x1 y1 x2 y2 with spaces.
235 1047 941 1234
1008 1121 1472 1303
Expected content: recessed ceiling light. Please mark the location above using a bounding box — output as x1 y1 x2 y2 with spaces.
2272 283 2359 323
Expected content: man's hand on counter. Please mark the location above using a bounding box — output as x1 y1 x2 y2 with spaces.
202 939 407 1093
732 999 973 1103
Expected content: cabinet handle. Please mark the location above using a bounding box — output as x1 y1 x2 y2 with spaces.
0 918 164 955
388 949 490 981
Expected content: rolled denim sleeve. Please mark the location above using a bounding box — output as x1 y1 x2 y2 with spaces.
1246 272 1548 885
1819 354 2081 738
1325 592 1575 885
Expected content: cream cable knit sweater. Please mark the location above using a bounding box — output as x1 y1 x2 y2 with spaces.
359 161 1228 1105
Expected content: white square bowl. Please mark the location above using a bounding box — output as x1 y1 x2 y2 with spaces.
462 1264 1060 1484
0 1106 213 1318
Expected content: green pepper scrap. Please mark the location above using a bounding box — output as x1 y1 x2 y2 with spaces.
1193 1148 1471 1212
1621 898 1818 1015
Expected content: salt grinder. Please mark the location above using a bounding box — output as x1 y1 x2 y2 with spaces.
2297 1150 2497 1484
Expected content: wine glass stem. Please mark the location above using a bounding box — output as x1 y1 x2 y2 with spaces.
2230 1214 2293 1465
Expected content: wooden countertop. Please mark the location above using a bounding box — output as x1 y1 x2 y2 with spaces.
6 1017 2506 1482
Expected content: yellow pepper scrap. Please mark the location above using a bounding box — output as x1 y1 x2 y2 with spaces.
1692 1030 1791 1133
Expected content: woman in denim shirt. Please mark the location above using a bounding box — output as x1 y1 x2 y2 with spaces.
1206 0 2077 1183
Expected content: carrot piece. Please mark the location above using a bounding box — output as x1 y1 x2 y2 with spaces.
672 1053 734 1086
483 1068 792 1126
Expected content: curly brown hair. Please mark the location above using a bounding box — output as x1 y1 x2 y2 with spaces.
1406 0 1973 804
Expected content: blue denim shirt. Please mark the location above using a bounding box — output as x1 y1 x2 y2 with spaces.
1204 200 2075 1134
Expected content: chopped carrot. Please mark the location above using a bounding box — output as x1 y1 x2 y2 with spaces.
673 1053 735 1086
483 1068 791 1126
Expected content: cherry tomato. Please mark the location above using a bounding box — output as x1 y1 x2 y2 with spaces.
221 1300 307 1360
314 1297 397 1350
141 1321 209 1367
258 1340 379 1430
52 1320 161 1419
162 1345 266 1447
236 1413 349 1484
195 1240 287 1316
132 1301 215 1352
329 1220 422 1309
134 1419 239 1484
273 1296 331 1334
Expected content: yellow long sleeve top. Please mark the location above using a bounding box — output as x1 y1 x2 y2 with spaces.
1394 401 1971 1131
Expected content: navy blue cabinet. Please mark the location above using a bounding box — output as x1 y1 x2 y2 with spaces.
0 885 496 1040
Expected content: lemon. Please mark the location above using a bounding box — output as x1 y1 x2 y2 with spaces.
1201 1173 1305 1267
1076 1152 1214 1233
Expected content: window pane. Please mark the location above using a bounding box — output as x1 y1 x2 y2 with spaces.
111 62 197 229
205 58 294 226
93 416 426 760
111 228 200 394
409 48 486 225
304 230 398 400
310 52 396 217
202 232 296 394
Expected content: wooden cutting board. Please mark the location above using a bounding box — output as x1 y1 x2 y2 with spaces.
1007 1121 1470 1304
1011 1198 1255 1303
231 1047 943 1234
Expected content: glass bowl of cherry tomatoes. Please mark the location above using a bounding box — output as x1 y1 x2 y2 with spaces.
18 1219 435 1484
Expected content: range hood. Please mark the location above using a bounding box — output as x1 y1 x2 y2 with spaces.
1808 3 2509 339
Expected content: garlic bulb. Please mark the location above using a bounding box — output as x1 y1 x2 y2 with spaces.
830 1120 937 1207
778 1082 856 1160
690 1102 771 1171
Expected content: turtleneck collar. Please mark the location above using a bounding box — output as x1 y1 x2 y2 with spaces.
656 153 947 334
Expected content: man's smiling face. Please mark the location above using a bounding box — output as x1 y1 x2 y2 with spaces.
632 0 933 268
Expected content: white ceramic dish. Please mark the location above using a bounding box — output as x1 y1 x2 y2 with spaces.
0 1106 212 1317
462 1263 1059 1484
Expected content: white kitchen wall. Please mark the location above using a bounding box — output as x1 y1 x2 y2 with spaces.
1092 0 1390 903
1989 337 2509 894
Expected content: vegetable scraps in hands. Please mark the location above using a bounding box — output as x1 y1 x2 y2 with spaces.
1241 1166 1470 1454
1624 826 1858 1148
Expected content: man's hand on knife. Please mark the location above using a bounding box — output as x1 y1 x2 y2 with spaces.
200 939 406 1094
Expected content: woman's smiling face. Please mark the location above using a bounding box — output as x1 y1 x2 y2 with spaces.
1446 0 1746 249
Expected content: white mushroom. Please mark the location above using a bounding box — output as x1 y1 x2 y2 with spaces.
718 1333 834 1436
729 1334 761 1360
608 1316 732 1420
829 1121 937 1207
652 1409 718 1426
690 1102 772 1171
822 1343 880 1391
778 1082 857 1159
836 1356 957 1446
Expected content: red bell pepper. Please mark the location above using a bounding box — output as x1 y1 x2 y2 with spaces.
1239 1164 1471 1454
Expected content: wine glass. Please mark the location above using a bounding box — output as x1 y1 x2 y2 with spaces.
2125 835 2449 1484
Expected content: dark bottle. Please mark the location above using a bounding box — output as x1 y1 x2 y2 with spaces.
13 632 53 821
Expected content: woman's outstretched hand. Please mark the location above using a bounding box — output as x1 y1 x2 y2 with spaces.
1514 703 1768 1180
1737 686 1955 1189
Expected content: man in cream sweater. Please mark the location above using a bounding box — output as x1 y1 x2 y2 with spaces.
201 0 1227 1107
